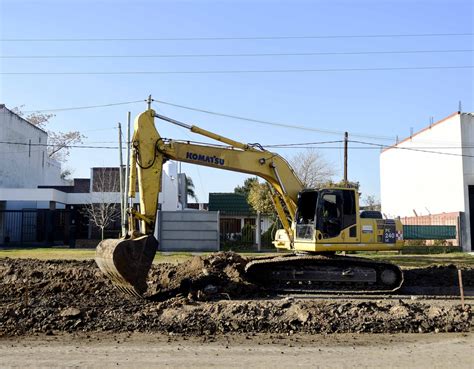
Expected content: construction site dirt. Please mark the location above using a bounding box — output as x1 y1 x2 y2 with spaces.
1 252 472 338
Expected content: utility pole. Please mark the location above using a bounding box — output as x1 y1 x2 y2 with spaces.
118 122 125 237
124 112 131 226
344 132 348 186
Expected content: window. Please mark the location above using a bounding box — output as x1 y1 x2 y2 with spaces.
342 190 357 229
295 191 318 239
317 192 343 238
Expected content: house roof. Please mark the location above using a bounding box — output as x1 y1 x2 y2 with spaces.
208 193 254 215
381 111 462 153
0 104 48 135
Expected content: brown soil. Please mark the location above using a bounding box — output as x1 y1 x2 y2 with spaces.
0 253 472 337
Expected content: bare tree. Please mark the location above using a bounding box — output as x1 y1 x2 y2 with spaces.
83 168 121 240
363 195 381 211
11 106 85 162
289 148 335 188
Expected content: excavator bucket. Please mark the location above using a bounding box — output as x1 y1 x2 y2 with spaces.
95 235 158 297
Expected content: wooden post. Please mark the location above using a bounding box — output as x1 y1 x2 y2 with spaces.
458 269 465 309
256 211 262 252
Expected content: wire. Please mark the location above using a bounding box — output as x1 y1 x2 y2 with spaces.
152 99 396 141
2 32 473 41
264 140 344 147
3 49 473 59
3 138 474 155
0 141 118 149
20 100 145 113
2 65 473 75
350 139 474 157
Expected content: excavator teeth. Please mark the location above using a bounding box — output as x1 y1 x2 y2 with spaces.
95 235 158 297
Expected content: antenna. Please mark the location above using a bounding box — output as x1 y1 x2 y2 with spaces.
458 100 462 113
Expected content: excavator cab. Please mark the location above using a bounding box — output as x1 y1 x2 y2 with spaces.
295 188 357 242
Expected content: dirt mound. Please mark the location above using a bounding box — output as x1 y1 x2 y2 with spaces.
146 252 258 300
403 265 474 287
0 255 472 337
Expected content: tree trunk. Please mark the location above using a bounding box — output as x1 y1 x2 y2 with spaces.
101 227 104 240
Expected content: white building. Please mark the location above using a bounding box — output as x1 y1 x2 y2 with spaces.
380 111 474 251
0 104 63 189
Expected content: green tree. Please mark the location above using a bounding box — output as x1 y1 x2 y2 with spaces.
234 177 258 198
247 181 275 214
186 176 198 201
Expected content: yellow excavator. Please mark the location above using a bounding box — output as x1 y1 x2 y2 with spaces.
96 105 404 297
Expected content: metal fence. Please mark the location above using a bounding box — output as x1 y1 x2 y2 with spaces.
400 212 461 245
0 209 88 246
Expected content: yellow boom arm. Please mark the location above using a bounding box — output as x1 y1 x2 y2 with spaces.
128 108 304 241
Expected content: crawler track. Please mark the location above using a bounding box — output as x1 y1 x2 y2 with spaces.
245 254 404 294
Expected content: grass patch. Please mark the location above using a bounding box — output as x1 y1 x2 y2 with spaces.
0 247 95 260
0 247 472 268
0 247 197 265
364 252 474 268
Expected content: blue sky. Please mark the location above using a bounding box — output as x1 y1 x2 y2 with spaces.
1 0 473 203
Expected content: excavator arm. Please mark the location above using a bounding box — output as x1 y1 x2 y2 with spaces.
96 107 303 296
127 108 303 239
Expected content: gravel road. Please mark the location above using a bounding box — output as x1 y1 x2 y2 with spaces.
1 332 472 369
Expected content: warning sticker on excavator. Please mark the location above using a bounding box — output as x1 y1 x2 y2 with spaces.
362 225 373 233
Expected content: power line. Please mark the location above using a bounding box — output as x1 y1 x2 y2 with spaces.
350 139 474 157
0 141 118 150
21 100 145 113
3 49 473 59
264 140 344 147
2 32 473 42
157 100 470 147
152 99 399 142
2 65 473 75
2 139 474 158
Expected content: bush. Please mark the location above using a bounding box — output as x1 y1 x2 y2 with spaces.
261 226 275 247
404 239 426 247
241 223 255 243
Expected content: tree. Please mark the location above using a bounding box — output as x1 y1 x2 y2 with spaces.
289 148 335 188
234 177 258 197
83 168 121 240
11 106 85 162
323 179 360 190
247 181 276 214
60 168 74 182
186 176 198 201
363 195 381 211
